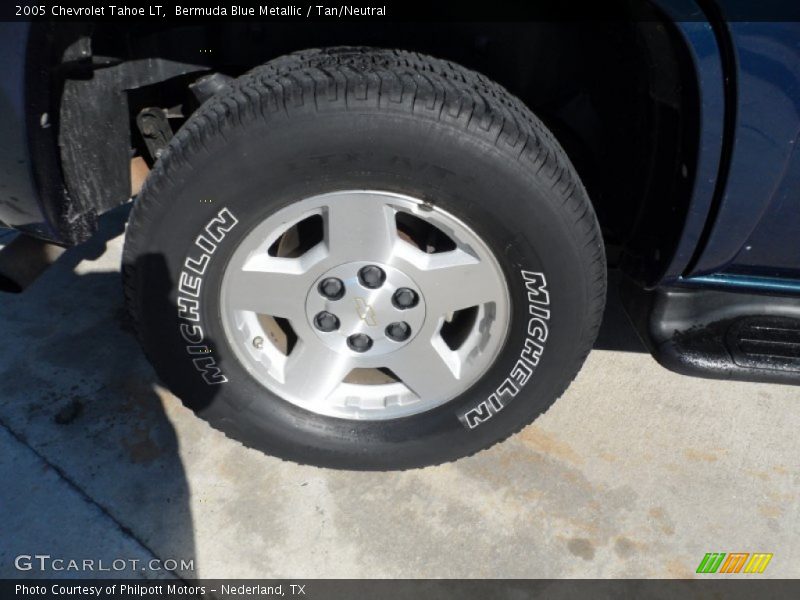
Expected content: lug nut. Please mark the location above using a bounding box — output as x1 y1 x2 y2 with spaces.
347 333 373 353
314 311 340 332
318 277 345 300
358 265 386 289
386 321 411 342
392 287 418 309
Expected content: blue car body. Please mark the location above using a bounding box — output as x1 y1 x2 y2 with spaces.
672 18 800 289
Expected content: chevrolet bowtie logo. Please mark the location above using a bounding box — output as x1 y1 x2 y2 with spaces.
354 297 377 326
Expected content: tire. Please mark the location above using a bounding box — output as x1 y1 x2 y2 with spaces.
122 47 606 470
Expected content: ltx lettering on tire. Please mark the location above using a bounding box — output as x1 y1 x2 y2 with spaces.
461 270 550 429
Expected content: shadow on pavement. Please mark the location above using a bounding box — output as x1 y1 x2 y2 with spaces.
0 205 197 579
0 202 646 581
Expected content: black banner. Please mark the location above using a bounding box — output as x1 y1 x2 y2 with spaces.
3 0 800 23
3 579 800 600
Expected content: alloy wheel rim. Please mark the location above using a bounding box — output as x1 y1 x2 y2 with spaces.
219 190 510 420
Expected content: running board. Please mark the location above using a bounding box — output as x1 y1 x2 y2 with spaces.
619 276 800 385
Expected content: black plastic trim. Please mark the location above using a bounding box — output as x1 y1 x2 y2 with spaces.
620 275 800 385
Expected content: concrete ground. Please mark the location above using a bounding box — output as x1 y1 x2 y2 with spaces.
0 207 798 579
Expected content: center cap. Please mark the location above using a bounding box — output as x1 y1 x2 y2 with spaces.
305 261 426 356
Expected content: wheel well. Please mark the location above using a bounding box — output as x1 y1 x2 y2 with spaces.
52 5 699 285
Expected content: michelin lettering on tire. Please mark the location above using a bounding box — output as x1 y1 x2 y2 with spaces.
460 270 550 429
176 207 239 385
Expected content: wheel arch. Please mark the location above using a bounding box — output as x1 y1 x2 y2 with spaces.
37 6 704 287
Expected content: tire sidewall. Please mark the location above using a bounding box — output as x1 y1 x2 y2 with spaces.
132 109 590 468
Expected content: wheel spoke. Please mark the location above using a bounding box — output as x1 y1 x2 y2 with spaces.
325 193 398 262
398 246 502 315
280 341 354 402
387 334 462 401
225 249 323 320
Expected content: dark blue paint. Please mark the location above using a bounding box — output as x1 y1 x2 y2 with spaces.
0 23 55 239
687 22 800 281
654 9 727 281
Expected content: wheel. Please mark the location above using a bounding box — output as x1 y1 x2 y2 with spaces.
123 48 606 470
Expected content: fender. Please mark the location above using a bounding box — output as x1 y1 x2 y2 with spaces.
651 0 728 284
